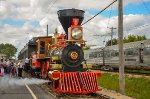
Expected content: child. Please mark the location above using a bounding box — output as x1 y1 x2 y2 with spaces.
10 63 15 77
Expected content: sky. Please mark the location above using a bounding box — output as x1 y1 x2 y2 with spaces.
0 0 150 56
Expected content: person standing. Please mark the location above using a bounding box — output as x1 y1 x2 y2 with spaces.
18 60 23 77
14 61 18 77
25 58 30 71
0 59 4 76
6 59 10 74
3 59 7 74
0 59 3 68
10 61 14 77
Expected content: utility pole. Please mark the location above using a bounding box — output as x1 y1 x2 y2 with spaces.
47 24 48 36
94 26 116 47
93 34 110 47
109 27 117 46
118 0 125 94
102 48 105 66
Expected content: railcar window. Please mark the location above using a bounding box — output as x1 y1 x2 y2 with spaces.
134 49 139 55
89 54 92 59
105 51 110 57
125 49 138 55
89 52 97 58
94 52 97 58
40 41 45 54
127 50 133 55
99 52 103 57
96 51 102 57
143 47 150 55
111 51 119 57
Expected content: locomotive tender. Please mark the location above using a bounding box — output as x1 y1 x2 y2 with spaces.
18 9 101 94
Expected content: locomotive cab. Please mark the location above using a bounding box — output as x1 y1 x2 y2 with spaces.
30 36 52 78
36 36 52 59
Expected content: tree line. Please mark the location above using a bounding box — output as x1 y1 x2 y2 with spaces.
0 43 17 59
106 35 147 46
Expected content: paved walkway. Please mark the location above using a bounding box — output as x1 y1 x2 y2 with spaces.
0 84 54 99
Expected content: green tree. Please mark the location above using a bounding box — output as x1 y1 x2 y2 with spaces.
106 40 111 46
143 35 146 40
0 43 5 53
123 37 128 43
0 43 17 58
127 34 137 42
105 35 147 46
106 38 118 46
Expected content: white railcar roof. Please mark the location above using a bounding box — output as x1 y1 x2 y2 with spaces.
84 39 150 53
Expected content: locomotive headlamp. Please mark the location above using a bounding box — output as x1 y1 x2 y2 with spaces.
71 28 82 40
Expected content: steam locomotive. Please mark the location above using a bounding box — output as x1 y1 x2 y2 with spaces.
18 9 101 94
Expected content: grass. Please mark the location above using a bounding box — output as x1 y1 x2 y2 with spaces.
125 69 150 74
98 73 150 99
92 66 150 75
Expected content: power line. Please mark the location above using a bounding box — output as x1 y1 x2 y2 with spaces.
105 5 113 44
109 27 117 46
123 0 150 34
124 0 150 32
106 6 113 29
47 0 58 11
93 27 117 47
26 0 58 32
48 0 56 7
140 0 150 14
126 23 150 32
132 24 150 30
81 0 117 26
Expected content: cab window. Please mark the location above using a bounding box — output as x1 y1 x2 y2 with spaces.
40 41 45 54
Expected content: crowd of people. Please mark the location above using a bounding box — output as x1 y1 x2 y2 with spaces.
0 59 23 77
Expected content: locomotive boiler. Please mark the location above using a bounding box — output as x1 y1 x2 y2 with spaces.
49 9 85 72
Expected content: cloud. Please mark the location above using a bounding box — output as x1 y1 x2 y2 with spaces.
1 0 150 20
83 14 150 47
0 0 150 55
0 23 43 55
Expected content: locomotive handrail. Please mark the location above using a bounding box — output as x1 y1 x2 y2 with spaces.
83 59 90 72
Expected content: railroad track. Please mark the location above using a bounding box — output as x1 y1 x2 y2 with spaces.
63 93 114 99
92 66 150 76
125 70 150 76
99 69 150 76
44 84 114 99
40 83 114 99
48 92 114 99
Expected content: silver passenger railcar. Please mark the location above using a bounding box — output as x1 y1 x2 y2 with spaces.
84 40 150 70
